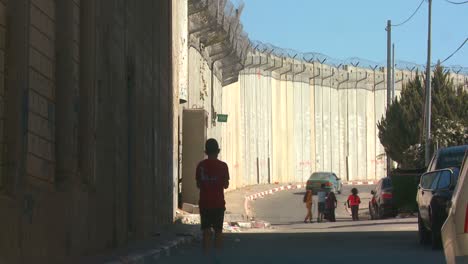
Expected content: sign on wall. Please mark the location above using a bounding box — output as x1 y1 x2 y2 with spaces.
217 114 228 123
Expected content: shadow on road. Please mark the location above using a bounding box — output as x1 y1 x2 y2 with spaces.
326 220 417 229
159 231 445 264
293 191 306 195
270 218 415 228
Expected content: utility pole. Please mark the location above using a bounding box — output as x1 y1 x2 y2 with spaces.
386 20 392 176
425 0 432 166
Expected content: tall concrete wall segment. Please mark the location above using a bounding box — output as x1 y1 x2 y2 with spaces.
220 49 467 188
172 0 187 221
0 0 176 262
179 0 249 204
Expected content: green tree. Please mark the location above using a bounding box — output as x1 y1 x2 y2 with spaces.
377 65 468 169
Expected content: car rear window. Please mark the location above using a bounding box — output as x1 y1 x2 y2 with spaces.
382 178 392 188
309 173 330 180
436 150 466 169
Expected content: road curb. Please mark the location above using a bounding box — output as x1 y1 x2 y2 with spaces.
244 183 306 220
245 183 306 202
104 234 201 264
343 181 376 185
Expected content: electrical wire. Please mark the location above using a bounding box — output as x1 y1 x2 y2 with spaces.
445 0 468 4
440 38 468 63
391 0 426 27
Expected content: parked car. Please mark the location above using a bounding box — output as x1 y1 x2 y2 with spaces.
442 153 468 263
369 177 397 219
306 172 342 194
427 145 468 172
417 145 467 249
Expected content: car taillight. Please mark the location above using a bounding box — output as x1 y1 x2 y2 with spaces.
464 204 468 233
382 192 393 199
325 182 333 187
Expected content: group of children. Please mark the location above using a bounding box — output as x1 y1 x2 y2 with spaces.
303 185 361 223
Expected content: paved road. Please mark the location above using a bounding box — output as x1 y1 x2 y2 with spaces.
157 185 445 264
252 184 374 224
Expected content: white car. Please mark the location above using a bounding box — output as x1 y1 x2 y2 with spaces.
442 153 468 264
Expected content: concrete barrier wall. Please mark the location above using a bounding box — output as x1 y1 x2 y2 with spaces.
187 47 223 141
221 55 467 187
181 47 225 194
182 0 248 200
172 0 188 218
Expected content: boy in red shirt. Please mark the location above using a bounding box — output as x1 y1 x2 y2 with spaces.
347 187 361 221
196 138 230 255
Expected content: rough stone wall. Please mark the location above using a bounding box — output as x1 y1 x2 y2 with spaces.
0 0 6 189
28 0 56 183
0 0 175 262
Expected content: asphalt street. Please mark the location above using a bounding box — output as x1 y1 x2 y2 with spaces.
156 185 446 264
252 184 375 224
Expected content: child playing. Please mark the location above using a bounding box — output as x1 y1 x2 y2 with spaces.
347 188 361 221
303 189 313 223
325 191 337 222
316 184 327 222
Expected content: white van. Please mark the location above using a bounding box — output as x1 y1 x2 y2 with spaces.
442 153 468 263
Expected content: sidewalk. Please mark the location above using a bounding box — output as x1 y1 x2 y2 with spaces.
75 224 201 264
78 184 287 263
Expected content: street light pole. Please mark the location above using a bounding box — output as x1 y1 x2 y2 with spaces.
425 0 432 166
387 20 392 108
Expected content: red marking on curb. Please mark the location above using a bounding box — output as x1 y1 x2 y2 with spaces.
343 181 377 185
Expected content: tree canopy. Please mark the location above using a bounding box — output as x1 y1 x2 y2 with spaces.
377 65 468 169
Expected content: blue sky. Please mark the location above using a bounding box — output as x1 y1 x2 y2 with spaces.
240 0 467 67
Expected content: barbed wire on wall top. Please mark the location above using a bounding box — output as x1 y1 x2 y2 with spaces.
248 40 468 75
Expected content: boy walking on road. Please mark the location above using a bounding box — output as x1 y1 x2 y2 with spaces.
196 138 230 256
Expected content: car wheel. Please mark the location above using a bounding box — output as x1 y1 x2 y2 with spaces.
418 212 431 245
430 210 442 250
378 205 384 219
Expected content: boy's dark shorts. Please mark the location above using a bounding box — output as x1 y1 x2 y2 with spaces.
200 208 225 231
318 202 325 213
